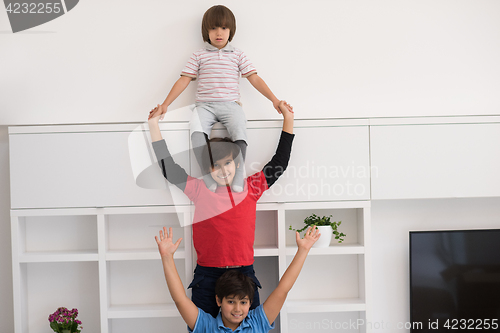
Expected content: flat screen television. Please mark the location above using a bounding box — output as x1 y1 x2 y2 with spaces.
410 229 500 332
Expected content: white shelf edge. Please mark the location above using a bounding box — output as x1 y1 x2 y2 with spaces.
286 298 366 313
11 208 101 217
10 201 369 217
107 304 180 319
105 249 185 261
255 201 371 212
99 205 192 215
283 201 371 210
11 201 370 216
285 244 365 256
369 115 500 126
254 247 279 257
19 251 99 263
8 118 371 135
10 205 193 217
10 115 500 135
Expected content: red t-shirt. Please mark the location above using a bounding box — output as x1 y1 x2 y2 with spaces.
184 171 268 267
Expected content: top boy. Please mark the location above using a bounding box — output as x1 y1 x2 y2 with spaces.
151 5 291 192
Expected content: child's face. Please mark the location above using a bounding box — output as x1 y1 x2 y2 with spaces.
216 295 251 329
208 26 230 49
210 154 237 187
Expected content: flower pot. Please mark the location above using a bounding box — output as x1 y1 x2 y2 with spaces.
312 225 333 248
62 330 71 333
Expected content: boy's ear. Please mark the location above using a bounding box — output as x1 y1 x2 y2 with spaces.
216 295 222 307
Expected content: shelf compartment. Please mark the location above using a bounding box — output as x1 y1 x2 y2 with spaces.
286 255 361 302
107 259 186 308
24 261 100 333
285 207 365 248
19 215 98 254
106 213 185 253
254 210 279 249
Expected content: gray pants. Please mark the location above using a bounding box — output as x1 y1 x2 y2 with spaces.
190 101 247 191
190 101 247 142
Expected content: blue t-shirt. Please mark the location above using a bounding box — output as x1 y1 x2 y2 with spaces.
189 304 275 333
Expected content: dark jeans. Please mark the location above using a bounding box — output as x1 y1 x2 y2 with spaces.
188 264 262 318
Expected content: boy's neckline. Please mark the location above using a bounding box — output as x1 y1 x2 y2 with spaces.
205 42 234 52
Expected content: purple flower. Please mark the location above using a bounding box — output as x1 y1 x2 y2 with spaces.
49 307 83 333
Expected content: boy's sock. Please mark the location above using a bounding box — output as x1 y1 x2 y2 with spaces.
231 140 247 192
191 131 217 192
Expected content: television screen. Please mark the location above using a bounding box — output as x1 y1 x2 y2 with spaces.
410 229 500 332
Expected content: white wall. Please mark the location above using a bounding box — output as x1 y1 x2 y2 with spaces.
1 0 500 126
0 126 14 333
371 198 500 332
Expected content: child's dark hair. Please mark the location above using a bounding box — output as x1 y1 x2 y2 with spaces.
201 5 236 43
215 270 255 303
201 137 240 172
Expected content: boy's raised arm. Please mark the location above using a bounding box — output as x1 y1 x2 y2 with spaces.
148 108 189 191
148 75 192 120
262 226 320 325
156 227 199 330
246 74 293 114
279 100 294 135
262 100 294 188
148 106 165 142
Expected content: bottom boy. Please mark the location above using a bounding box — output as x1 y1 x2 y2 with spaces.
155 226 320 332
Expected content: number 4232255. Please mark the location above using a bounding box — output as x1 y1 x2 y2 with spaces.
444 319 498 330
6 3 62 14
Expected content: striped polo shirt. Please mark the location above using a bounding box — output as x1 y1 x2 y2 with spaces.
181 42 257 102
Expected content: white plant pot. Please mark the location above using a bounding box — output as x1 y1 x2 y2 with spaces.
312 225 333 248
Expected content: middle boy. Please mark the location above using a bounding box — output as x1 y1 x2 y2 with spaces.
148 100 294 317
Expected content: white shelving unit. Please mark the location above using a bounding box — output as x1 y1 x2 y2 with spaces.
10 201 371 333
9 119 372 333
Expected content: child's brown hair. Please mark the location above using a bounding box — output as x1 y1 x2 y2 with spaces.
201 5 236 44
215 270 255 304
201 137 240 172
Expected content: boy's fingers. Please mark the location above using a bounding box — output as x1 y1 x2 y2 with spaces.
304 226 309 235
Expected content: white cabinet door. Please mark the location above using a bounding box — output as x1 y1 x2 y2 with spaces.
244 126 371 202
9 130 190 208
370 123 500 199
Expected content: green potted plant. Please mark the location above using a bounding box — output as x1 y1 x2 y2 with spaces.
289 214 345 248
48 307 82 333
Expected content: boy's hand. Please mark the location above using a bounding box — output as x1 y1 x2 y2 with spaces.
155 227 183 258
148 104 167 120
274 100 294 114
295 226 320 251
279 100 294 119
148 105 163 123
273 100 282 114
